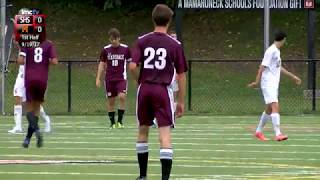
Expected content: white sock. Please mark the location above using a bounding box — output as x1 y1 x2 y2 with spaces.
14 105 23 130
256 112 270 133
40 105 50 124
271 113 281 136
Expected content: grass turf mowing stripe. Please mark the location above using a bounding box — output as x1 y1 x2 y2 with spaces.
0 154 319 161
0 146 320 154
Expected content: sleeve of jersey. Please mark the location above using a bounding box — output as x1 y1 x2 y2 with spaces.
49 44 58 59
174 45 188 74
126 48 132 62
99 49 106 62
131 41 141 64
261 51 271 67
19 48 27 57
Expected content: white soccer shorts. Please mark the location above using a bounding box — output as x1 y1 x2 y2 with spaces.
13 76 26 102
261 87 278 104
169 79 179 92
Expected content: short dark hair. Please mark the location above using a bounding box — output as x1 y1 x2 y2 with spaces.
274 31 287 41
108 28 120 39
152 4 173 26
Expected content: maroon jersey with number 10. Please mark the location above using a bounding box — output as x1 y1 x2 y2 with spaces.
100 44 131 81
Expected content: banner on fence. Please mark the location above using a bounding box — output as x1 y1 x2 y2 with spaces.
178 0 315 9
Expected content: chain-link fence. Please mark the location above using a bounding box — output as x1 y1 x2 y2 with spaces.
188 59 319 115
3 59 319 115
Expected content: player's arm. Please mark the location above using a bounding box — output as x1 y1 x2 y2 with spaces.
129 62 139 83
281 66 301 85
50 58 58 65
176 72 186 118
96 49 107 88
174 45 188 118
96 61 106 88
129 42 141 83
49 43 58 65
248 65 265 88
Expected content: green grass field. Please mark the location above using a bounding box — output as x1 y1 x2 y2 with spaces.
0 115 319 180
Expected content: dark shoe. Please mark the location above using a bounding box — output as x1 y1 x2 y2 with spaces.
35 131 43 148
22 138 30 148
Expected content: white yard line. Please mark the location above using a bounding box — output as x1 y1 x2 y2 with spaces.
2 132 320 137
1 140 320 148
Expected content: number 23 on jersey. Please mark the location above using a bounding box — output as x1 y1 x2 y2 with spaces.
144 47 167 70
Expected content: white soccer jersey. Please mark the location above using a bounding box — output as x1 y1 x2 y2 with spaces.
260 44 281 89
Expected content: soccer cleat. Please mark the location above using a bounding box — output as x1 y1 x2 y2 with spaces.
117 122 124 129
255 132 269 141
8 128 23 134
274 134 288 141
109 124 116 129
135 176 147 180
35 131 43 148
22 138 30 148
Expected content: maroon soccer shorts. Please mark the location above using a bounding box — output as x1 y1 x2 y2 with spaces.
136 83 175 127
104 80 127 98
25 80 47 102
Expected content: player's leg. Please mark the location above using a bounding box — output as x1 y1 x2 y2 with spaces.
105 80 116 129
23 83 46 148
116 80 127 128
173 91 178 112
153 85 174 180
117 92 126 128
23 101 41 148
9 83 25 133
31 101 43 147
136 84 153 179
8 96 23 133
107 96 116 129
39 105 51 132
255 105 272 141
136 125 150 180
158 126 173 180
270 102 287 141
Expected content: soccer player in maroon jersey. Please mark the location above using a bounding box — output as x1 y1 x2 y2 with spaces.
17 41 58 148
96 28 131 129
129 4 188 180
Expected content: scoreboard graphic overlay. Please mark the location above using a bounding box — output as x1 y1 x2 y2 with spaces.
14 8 46 48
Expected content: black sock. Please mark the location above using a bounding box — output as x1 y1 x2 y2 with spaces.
136 142 148 178
108 112 115 125
117 109 125 124
161 159 172 180
26 112 39 139
160 149 173 180
26 126 33 139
